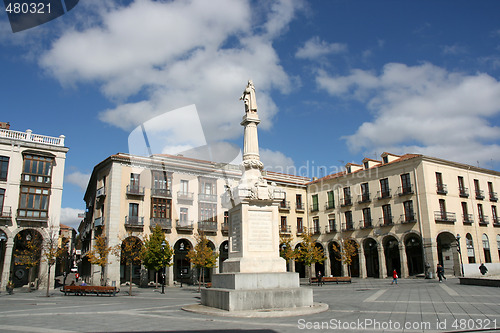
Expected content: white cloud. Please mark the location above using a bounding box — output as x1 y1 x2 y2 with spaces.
317 62 500 166
40 0 301 146
65 171 91 192
295 36 347 60
260 148 295 173
60 207 84 230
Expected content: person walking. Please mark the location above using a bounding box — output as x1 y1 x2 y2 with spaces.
317 271 323 286
436 264 446 282
391 269 398 285
479 263 488 276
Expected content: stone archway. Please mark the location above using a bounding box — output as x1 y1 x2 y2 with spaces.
349 239 360 277
383 236 401 277
405 234 424 276
363 238 379 278
328 241 342 277
12 229 43 287
219 241 228 273
0 230 7 284
174 239 192 284
294 243 306 278
436 232 459 276
120 236 143 285
314 243 325 276
194 240 215 283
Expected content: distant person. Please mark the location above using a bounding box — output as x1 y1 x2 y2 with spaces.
479 263 488 276
436 264 446 282
391 269 398 285
70 281 75 286
80 281 87 286
317 271 323 286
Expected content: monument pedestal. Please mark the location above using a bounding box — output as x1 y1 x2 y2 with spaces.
201 272 313 311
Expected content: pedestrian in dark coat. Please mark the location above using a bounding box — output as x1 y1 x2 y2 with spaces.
317 271 323 286
436 264 446 282
479 263 488 275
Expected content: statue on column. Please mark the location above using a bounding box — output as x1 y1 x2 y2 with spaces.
240 80 258 113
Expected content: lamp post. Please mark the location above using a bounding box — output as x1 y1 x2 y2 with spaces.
161 240 166 294
456 234 465 277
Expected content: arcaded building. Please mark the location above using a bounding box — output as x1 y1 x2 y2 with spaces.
307 153 500 279
0 123 68 288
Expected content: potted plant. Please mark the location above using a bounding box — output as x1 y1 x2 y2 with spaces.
6 281 14 295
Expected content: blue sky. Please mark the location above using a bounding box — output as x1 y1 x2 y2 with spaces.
2 0 500 229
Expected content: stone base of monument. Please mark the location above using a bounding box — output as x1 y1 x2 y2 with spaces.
182 272 328 317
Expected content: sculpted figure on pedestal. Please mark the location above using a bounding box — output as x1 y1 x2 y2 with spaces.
240 80 258 113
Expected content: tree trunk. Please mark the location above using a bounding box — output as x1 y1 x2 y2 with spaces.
101 267 105 286
129 263 133 296
46 265 51 297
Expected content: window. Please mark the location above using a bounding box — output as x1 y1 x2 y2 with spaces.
482 234 491 263
401 173 412 194
151 198 170 219
199 203 217 222
492 206 498 224
362 207 371 227
489 182 497 201
438 199 447 219
345 211 353 230
436 172 446 194
18 186 49 218
462 202 471 223
466 233 475 264
0 156 8 181
180 180 189 193
403 200 414 221
458 176 468 197
22 154 53 185
478 204 485 224
343 187 351 205
313 218 320 234
360 183 370 201
382 204 392 224
380 178 390 197
200 178 216 195
129 203 139 217
382 156 388 164
497 235 500 261
311 194 319 211
281 216 287 229
223 211 229 224
327 191 334 209
180 208 188 222
152 171 171 190
328 217 336 232
296 194 303 210
130 173 140 190
297 217 303 233
475 179 484 199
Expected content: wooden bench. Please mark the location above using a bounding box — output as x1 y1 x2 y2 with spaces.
310 276 351 284
61 285 118 296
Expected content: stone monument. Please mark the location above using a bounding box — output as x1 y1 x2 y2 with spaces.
199 80 315 313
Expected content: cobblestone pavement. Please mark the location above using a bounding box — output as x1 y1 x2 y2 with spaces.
1 277 500 333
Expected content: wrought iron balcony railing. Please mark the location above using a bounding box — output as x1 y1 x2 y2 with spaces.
434 211 456 223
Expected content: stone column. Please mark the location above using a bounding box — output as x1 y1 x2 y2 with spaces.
399 243 408 278
378 246 387 278
167 265 174 286
324 247 331 276
359 244 367 278
1 239 14 289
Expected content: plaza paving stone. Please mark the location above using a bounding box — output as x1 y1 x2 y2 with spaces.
0 277 500 332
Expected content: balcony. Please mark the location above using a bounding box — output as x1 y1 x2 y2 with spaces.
434 211 456 223
177 191 194 202
96 187 106 198
0 206 12 220
221 222 229 235
125 216 144 228
198 193 217 202
459 187 469 198
198 221 217 233
493 217 500 227
476 190 485 200
296 226 304 235
295 203 305 212
400 214 416 224
0 128 65 146
463 214 474 225
126 185 145 196
357 193 371 204
176 220 194 232
279 201 291 211
313 226 321 235
343 222 355 231
436 183 448 195
310 204 319 213
325 224 337 233
94 217 104 227
279 225 291 235
379 216 394 226
340 197 353 207
478 216 489 226
325 201 335 210
490 192 498 202
397 185 414 196
151 188 171 198
150 218 172 230
17 210 48 223
360 219 373 229
376 190 392 200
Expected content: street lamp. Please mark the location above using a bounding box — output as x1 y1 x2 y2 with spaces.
161 240 166 294
456 234 465 277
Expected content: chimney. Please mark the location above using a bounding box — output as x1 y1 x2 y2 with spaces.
0 122 10 130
